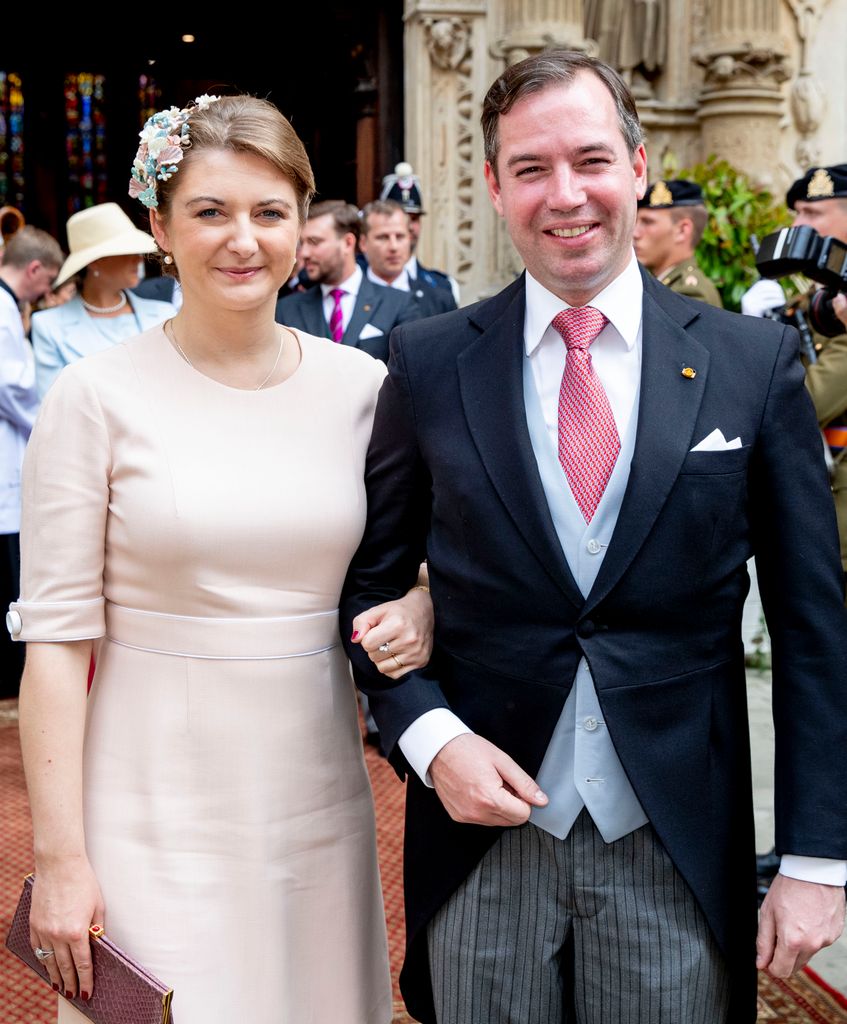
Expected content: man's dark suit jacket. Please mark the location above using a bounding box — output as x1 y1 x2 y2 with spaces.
275 277 417 362
409 274 457 318
341 270 847 1023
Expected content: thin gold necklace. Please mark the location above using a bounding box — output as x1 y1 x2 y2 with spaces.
166 320 284 390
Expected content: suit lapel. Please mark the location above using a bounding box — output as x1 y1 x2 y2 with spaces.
584 279 710 612
302 287 331 339
457 280 583 608
344 279 381 347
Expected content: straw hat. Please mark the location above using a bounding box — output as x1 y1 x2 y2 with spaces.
55 203 157 286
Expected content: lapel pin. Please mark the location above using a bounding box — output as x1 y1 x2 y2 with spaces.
681 366 697 379
363 304 372 313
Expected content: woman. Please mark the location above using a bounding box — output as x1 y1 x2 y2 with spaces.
11 95 433 1024
30 202 176 397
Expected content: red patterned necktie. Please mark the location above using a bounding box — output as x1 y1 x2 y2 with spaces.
329 288 345 342
553 306 619 524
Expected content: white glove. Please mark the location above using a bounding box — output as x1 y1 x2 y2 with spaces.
740 278 786 317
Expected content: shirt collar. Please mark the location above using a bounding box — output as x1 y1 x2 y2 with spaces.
366 265 410 291
524 253 643 356
0 276 19 306
320 264 362 299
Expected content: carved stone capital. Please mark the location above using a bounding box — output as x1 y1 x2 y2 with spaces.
424 17 472 69
695 47 791 91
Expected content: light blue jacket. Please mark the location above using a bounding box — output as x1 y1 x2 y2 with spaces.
31 292 175 398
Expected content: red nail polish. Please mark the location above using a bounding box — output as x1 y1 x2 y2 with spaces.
65 991 73 999
52 984 59 992
351 630 360 640
81 991 90 1001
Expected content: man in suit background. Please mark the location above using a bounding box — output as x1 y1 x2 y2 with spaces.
275 200 416 363
380 161 461 306
342 50 847 1024
360 200 457 319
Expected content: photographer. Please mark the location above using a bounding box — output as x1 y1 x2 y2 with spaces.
745 163 847 582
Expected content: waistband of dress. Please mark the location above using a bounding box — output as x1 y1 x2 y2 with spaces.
104 602 341 660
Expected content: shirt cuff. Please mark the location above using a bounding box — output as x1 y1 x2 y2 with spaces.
779 855 847 886
397 708 472 787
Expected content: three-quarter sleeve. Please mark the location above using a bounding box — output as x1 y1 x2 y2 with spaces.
8 365 111 642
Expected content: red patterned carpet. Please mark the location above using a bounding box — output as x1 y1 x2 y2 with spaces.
2 699 846 1024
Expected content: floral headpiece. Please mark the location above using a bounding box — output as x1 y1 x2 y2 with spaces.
128 94 221 209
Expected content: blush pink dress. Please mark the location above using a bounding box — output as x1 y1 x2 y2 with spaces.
11 326 392 1024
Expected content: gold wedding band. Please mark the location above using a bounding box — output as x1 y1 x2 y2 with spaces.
390 653 405 670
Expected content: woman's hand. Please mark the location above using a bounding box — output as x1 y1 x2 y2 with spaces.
351 587 434 679
29 858 105 1001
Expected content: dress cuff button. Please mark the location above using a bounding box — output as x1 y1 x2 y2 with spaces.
6 609 22 637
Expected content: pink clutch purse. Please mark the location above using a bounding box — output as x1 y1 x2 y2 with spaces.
5 874 175 1024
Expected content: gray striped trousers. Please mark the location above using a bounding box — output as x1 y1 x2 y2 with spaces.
427 811 729 1023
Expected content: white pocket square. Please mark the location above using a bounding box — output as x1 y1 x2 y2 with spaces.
690 428 742 452
358 323 385 340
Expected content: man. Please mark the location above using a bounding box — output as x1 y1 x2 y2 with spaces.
360 200 456 319
342 50 847 1024
633 178 722 307
380 161 461 305
275 200 416 362
744 164 847 578
0 226 62 696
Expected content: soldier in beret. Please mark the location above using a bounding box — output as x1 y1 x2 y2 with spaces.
634 179 723 308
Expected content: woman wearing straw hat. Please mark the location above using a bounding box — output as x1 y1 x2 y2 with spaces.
30 203 175 397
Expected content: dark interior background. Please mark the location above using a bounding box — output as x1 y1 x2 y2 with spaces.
1 8 405 246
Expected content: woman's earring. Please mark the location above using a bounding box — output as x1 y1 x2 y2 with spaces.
163 254 174 266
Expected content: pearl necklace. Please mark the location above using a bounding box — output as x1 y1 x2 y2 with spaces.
166 320 285 391
81 290 129 315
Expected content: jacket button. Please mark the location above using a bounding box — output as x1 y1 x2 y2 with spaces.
6 610 22 637
577 619 595 638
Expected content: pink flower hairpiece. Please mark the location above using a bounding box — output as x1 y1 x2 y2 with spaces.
128 94 221 209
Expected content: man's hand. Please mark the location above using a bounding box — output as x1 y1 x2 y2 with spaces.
429 733 548 826
756 874 846 977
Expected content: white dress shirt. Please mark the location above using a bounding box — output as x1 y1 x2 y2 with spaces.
397 254 844 884
320 265 362 334
366 266 410 292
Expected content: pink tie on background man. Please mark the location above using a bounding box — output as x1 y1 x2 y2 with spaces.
553 306 619 523
329 288 346 342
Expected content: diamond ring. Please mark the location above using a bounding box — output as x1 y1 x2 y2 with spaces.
378 642 391 653
34 947 55 961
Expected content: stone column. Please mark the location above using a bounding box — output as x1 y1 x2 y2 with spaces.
693 0 790 189
404 0 496 303
494 0 595 65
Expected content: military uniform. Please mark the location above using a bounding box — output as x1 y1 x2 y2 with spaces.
781 163 847 573
636 179 723 309
797 318 847 571
659 259 723 308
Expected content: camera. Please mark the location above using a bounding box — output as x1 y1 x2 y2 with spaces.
755 225 847 337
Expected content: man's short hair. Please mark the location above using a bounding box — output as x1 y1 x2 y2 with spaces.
307 200 361 243
670 205 709 248
1 225 63 271
481 48 644 175
360 199 408 236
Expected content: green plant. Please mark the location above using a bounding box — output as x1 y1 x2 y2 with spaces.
672 156 793 312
